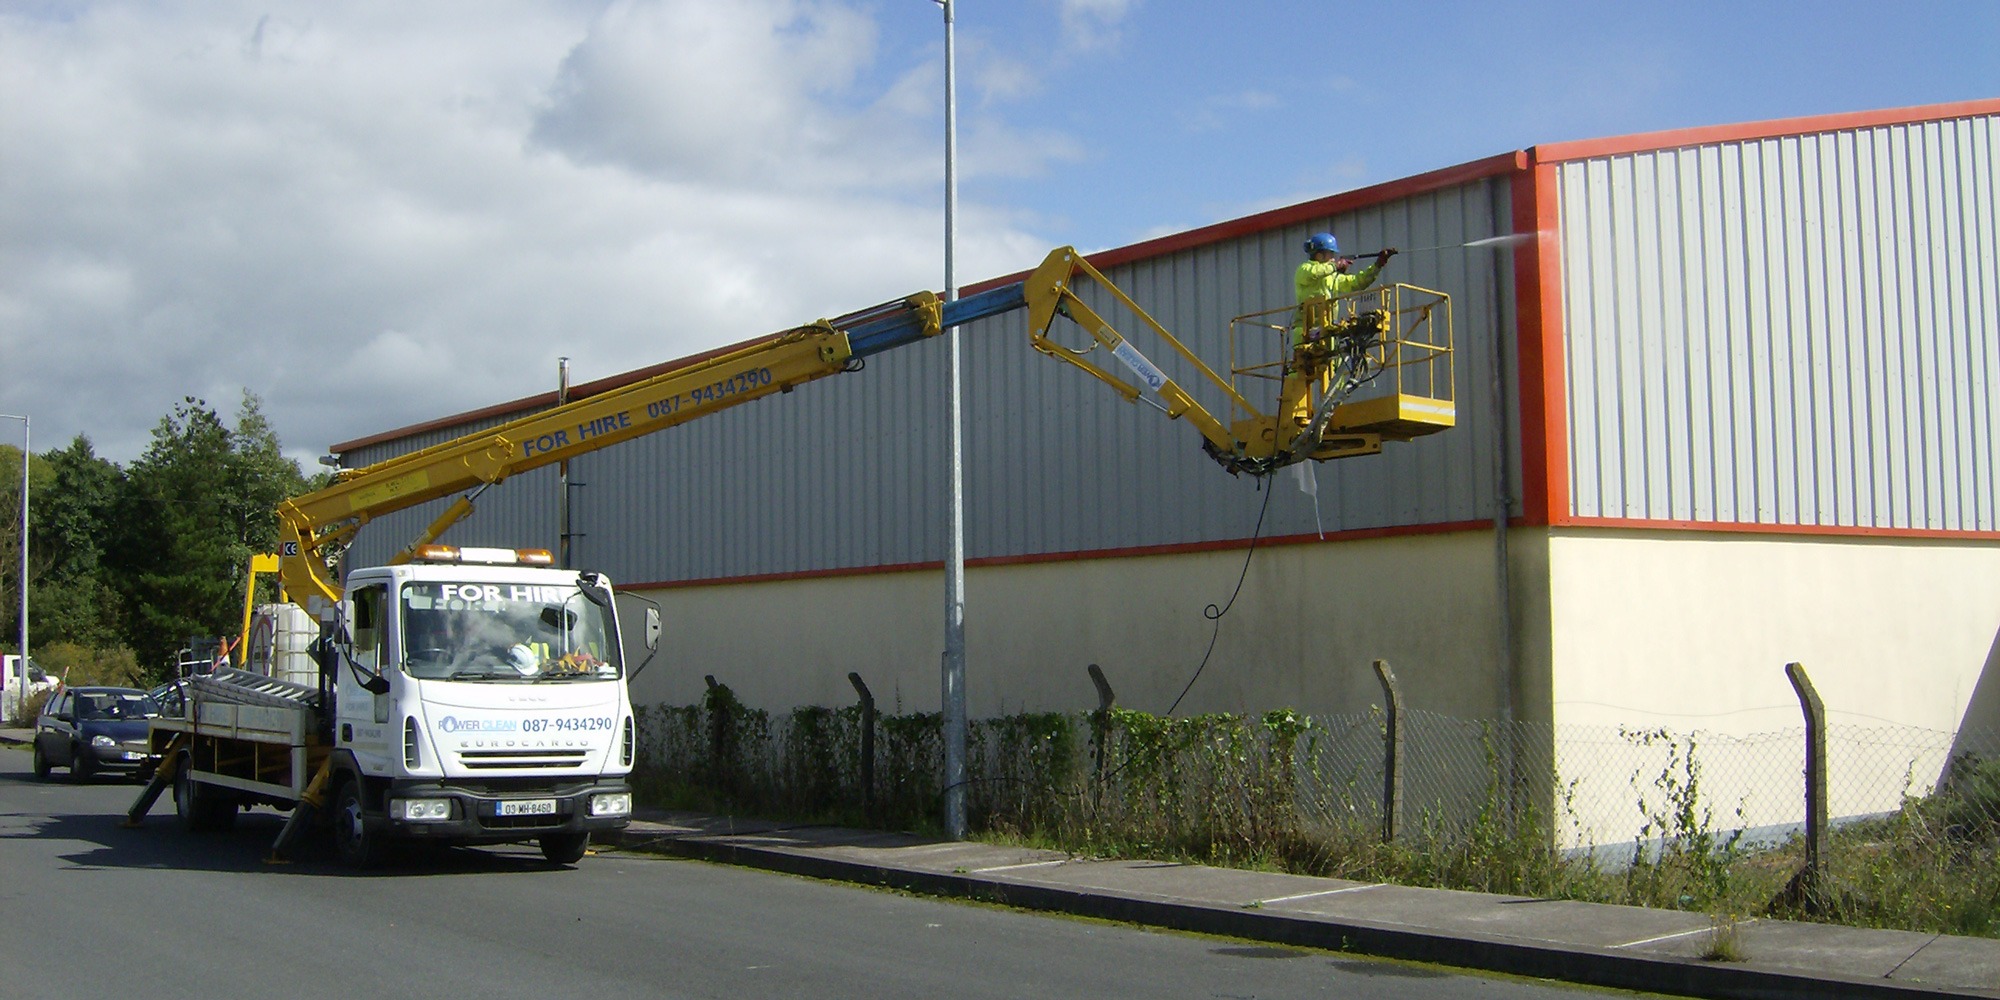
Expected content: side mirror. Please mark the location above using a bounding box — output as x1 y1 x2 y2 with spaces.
576 571 613 609
361 675 391 696
619 594 664 681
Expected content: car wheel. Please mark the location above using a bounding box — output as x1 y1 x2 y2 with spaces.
331 780 381 869
539 831 590 865
31 743 49 781
69 745 95 783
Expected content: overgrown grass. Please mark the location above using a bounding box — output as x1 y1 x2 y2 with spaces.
629 689 2000 939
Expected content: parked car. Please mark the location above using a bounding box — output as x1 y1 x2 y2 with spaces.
33 686 162 782
148 679 188 720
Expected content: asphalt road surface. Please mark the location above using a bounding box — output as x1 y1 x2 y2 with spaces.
0 748 1667 1000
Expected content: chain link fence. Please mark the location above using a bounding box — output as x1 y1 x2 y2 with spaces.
632 677 2000 936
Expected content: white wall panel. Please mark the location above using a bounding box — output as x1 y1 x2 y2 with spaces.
1558 114 1999 529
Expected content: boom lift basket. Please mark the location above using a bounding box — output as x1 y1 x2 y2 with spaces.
1228 282 1456 445
1025 247 1457 477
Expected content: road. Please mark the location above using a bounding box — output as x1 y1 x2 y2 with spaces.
0 748 1665 1000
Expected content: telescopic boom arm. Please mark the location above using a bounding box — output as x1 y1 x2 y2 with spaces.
277 284 1027 608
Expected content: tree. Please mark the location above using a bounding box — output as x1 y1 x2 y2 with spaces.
107 393 307 675
27 437 126 650
0 443 55 652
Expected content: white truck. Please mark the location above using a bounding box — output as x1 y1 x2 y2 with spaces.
130 545 659 867
3 654 58 724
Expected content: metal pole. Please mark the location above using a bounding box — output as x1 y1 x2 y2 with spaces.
2 415 26 723
935 0 968 840
557 357 572 568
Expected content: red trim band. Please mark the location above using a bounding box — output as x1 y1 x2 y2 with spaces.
1530 98 2000 165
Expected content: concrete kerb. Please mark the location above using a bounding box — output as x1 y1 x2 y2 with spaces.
603 817 1996 1000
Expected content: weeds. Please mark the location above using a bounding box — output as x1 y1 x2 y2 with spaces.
1700 913 1749 962
628 694 2000 940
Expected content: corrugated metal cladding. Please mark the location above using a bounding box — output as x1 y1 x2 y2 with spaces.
340 177 1522 584
339 411 562 571
1558 112 1999 530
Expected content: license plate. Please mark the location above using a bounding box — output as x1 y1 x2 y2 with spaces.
497 799 557 817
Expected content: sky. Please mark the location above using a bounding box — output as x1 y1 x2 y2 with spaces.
2 0 1995 467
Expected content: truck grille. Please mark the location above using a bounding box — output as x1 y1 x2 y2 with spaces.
456 749 589 770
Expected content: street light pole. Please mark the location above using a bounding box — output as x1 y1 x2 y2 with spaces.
933 0 968 840
1 414 26 723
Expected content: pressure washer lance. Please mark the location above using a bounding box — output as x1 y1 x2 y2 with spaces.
1349 232 1540 257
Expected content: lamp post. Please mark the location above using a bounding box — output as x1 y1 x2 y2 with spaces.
1 414 26 724
932 0 967 839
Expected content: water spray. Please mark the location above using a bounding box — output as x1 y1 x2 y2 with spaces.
1351 232 1542 256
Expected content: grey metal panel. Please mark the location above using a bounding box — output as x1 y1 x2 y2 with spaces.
327 177 1524 585
338 408 562 571
1557 113 1999 530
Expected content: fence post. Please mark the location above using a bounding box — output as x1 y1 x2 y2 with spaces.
703 675 732 796
848 672 876 820
1779 661 1828 910
1373 659 1405 844
1087 663 1116 778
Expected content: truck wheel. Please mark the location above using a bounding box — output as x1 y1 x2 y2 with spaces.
173 755 231 832
31 743 49 780
171 755 239 832
540 832 590 865
331 780 382 869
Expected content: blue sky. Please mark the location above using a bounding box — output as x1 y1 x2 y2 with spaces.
874 0 2000 249
1 0 1994 464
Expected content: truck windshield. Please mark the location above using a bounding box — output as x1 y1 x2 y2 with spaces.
399 581 618 682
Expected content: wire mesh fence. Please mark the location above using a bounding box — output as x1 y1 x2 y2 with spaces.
632 684 2000 936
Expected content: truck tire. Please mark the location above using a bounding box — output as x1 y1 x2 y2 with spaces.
173 755 237 832
331 779 382 869
540 831 590 865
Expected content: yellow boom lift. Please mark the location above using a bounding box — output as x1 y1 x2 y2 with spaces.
276 246 1453 610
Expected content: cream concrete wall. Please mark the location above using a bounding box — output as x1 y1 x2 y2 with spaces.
1547 531 2000 735
626 529 1527 723
1545 530 2000 847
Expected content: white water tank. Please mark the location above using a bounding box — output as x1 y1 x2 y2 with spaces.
247 603 320 687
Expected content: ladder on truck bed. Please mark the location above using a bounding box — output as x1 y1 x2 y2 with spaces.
128 667 329 842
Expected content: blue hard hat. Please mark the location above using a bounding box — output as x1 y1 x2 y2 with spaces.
1304 232 1339 255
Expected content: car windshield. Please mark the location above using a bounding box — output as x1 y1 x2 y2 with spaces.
74 692 160 721
400 580 618 682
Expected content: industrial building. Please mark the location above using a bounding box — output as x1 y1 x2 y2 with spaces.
333 98 2000 836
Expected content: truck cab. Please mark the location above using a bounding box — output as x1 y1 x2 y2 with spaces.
322 545 641 865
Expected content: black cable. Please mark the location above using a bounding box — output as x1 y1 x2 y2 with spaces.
1164 475 1277 716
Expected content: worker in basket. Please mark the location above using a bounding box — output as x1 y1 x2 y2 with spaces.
1292 232 1396 350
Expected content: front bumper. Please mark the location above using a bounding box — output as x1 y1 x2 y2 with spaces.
84 743 158 772
373 778 632 844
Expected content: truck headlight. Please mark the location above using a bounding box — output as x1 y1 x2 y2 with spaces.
393 798 454 822
91 734 116 748
588 792 631 818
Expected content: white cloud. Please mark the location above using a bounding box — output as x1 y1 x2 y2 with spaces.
0 0 1068 466
1180 88 1280 133
1059 0 1136 51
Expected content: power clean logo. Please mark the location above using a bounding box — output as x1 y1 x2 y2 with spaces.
438 716 519 734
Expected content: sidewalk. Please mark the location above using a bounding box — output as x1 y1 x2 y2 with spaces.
5 725 1992 999
603 812 1999 1000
